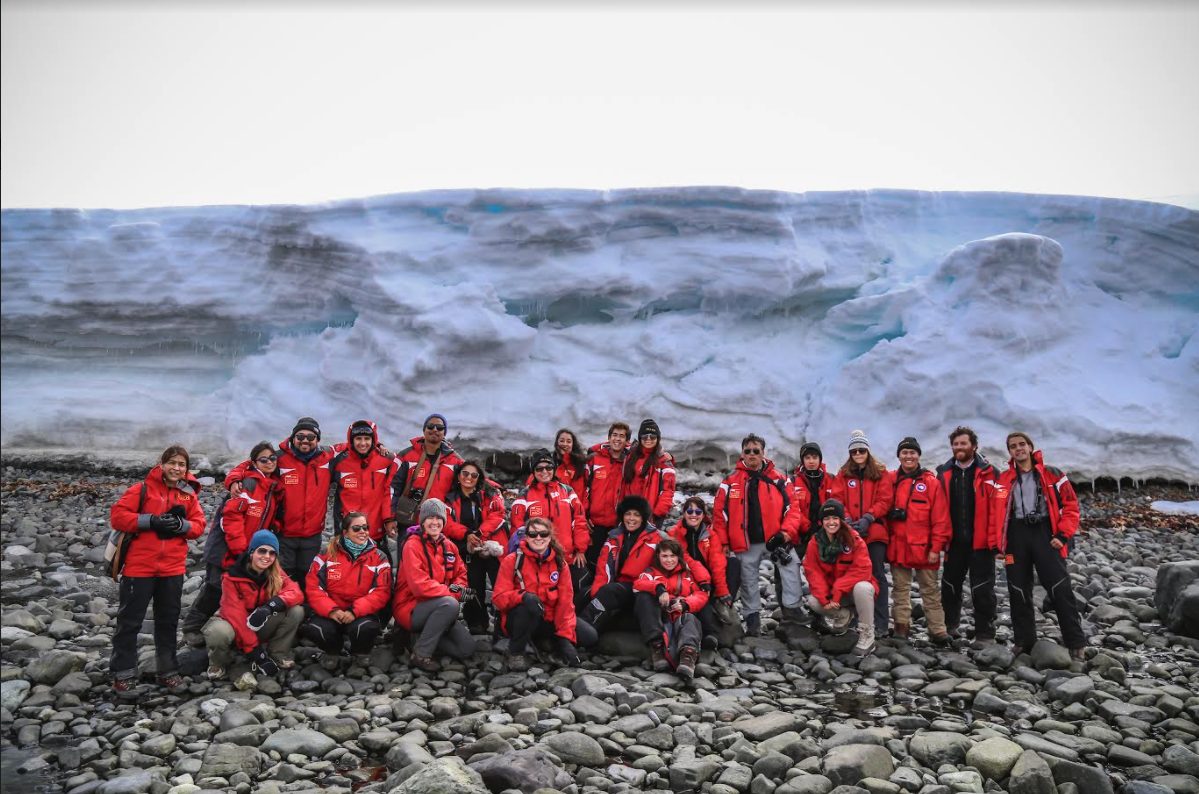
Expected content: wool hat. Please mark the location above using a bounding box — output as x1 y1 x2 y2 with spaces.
896 437 922 456
423 413 448 433
799 441 823 461
419 498 448 524
638 419 661 439
291 417 321 441
848 429 870 452
615 495 652 525
350 421 375 439
530 448 555 469
819 499 846 521
249 529 280 554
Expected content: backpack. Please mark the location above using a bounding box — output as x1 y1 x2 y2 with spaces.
103 483 146 582
200 478 260 568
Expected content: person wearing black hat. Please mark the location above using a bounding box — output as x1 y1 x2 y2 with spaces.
331 420 400 558
392 413 465 530
802 499 879 657
623 419 677 526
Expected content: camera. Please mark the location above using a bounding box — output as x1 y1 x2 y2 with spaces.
1020 514 1043 527
770 545 793 567
888 507 907 522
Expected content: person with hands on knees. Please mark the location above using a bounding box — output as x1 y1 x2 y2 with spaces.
830 430 894 636
108 444 207 696
632 538 708 678
669 496 737 648
492 517 596 671
391 499 477 672
203 529 305 680
803 499 880 657
300 512 393 665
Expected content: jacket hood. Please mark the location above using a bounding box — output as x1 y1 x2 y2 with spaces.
149 465 202 494
1007 449 1045 471
347 419 380 450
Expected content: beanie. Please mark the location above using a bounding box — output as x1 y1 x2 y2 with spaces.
638 419 661 439
530 448 555 469
249 529 279 554
799 441 823 461
419 498 448 524
848 429 870 452
291 417 321 441
615 495 652 525
819 499 846 521
423 413 448 433
896 437 922 456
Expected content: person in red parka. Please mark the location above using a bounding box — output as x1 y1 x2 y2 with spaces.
391 499 476 672
584 422 631 567
622 419 677 525
578 495 671 633
511 449 590 603
670 496 738 648
391 413 465 528
492 517 597 671
632 537 708 678
108 444 207 696
332 419 399 551
803 500 879 657
885 437 952 644
202 529 306 680
553 428 589 517
830 429 894 635
300 512 393 663
443 460 509 634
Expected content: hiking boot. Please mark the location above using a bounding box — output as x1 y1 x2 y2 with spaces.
1069 646 1087 662
893 622 910 640
410 654 439 673
970 633 995 650
825 608 851 636
929 631 954 647
648 642 670 672
205 665 225 681
182 629 206 648
744 613 761 637
781 606 812 626
112 677 138 698
507 653 530 672
852 625 877 657
676 646 698 679
157 673 186 692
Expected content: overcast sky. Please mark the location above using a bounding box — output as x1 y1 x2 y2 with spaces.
2 1 1196 210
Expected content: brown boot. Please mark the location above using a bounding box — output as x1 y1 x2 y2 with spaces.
648 642 669 672
894 622 910 639
676 646 698 679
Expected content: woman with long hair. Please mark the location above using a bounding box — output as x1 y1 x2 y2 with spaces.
830 429 893 636
669 496 738 648
203 529 306 680
632 537 708 679
510 449 589 603
108 444 207 695
622 419 676 525
803 500 878 657
443 460 508 634
553 428 589 514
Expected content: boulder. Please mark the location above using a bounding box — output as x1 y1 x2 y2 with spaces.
733 711 805 741
541 731 605 766
469 748 572 793
1009 750 1057 794
25 650 85 685
261 728 337 758
392 757 489 794
966 736 1023 781
1155 561 1199 638
909 732 973 768
824 744 895 787
198 743 263 778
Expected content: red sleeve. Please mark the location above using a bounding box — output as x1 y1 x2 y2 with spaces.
219 577 259 653
711 481 730 549
684 554 711 585
305 556 338 617
651 458 676 520
705 534 730 597
832 538 875 603
591 537 615 596
223 460 252 490
788 480 812 539
510 488 530 532
803 546 833 603
351 554 393 616
869 473 893 520
400 538 452 601
444 500 468 542
491 554 522 613
633 569 662 594
183 494 207 540
481 491 508 545
381 461 398 523
983 474 1006 551
683 579 709 613
779 477 802 543
222 497 251 557
277 574 304 608
928 477 952 554
1052 474 1080 539
109 482 145 534
568 491 589 554
552 564 577 642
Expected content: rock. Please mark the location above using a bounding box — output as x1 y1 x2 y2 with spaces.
569 694 617 723
1107 746 1157 767
360 729 400 754
1009 751 1057 794
1048 759 1115 794
733 711 805 741
469 748 572 793
213 725 270 747
965 736 1023 781
1155 561 1199 638
1 609 45 633
824 744 896 787
47 618 82 639
909 732 973 768
1045 676 1094 704
788 774 835 794
24 650 85 685
541 732 605 766
387 741 435 771
98 769 156 794
261 728 337 758
141 734 177 757
0 679 31 711
393 757 489 794
317 717 361 743
50 671 92 696
198 743 263 778
670 757 722 790
1030 640 1072 670
1163 746 1199 777
1122 784 1173 794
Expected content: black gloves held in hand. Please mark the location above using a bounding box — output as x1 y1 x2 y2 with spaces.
521 592 544 615
249 645 279 676
557 637 580 666
765 533 787 551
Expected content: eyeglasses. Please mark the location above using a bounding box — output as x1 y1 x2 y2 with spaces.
851 449 869 456
533 465 554 473
346 524 369 533
293 433 317 442
526 530 552 539
742 448 763 456
684 507 705 516
641 433 659 440
253 547 277 557
459 471 480 480
425 424 445 432
255 454 278 464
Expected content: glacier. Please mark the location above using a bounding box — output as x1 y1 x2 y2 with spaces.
1 187 1197 483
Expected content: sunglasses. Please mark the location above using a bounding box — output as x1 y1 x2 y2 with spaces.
641 433 659 439
293 433 317 442
533 465 554 473
255 454 278 464
459 470 480 479
346 524 369 532
253 547 277 557
742 448 763 455
425 424 445 432
526 530 552 539
684 507 705 516
851 449 869 455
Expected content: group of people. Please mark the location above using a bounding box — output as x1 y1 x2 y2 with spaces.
106 414 1088 696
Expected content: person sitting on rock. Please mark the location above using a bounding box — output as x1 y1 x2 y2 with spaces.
803 499 879 657
108 444 207 696
203 529 306 680
633 537 708 678
492 517 596 671
300 512 393 666
510 449 590 606
391 499 477 672
670 496 737 648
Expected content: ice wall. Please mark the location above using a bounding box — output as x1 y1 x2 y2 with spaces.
2 188 1197 482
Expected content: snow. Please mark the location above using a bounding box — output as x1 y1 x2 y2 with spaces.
1151 500 1199 516
1 187 1197 481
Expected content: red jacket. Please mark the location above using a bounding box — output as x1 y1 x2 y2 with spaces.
624 451 677 523
592 526 671 596
633 563 710 615
492 541 577 642
997 451 1080 558
669 521 730 597
444 481 509 547
803 531 878 604
935 455 1007 552
556 459 589 518
394 437 465 506
391 530 468 629
885 468 952 569
219 467 284 567
712 460 801 553
510 479 589 557
305 542 393 618
225 439 335 538
788 465 836 544
218 556 304 653
585 443 628 528
829 469 893 545
110 466 207 578
331 421 398 541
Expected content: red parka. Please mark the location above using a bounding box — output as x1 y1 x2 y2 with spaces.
394 437 465 505
624 450 677 523
218 556 304 653
885 468 952 569
109 466 207 578
585 443 628 528
225 439 335 538
391 530 468 630
331 421 398 541
556 458 589 518
935 454 1007 552
305 541 393 618
444 480 509 548
491 541 577 642
669 520 730 598
803 530 879 605
511 480 589 557
996 451 1080 558
219 466 284 567
712 459 801 553
633 563 710 615
788 464 836 544
592 526 673 596
829 468 893 545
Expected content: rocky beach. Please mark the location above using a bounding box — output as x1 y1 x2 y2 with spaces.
2 462 1198 794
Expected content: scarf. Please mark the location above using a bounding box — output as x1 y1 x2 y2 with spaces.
816 530 842 564
341 535 369 560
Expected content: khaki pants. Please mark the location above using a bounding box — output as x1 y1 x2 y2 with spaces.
204 605 305 667
806 581 876 631
892 565 946 634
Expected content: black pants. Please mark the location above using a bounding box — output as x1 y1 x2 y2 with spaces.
580 581 635 632
462 554 500 633
110 575 183 680
585 524 613 570
279 534 323 591
300 614 382 655
505 601 598 654
867 541 890 632
633 591 667 644
181 564 224 635
1005 520 1085 649
941 540 997 637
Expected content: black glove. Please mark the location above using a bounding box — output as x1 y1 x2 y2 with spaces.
165 506 189 536
249 645 279 676
766 533 787 552
246 606 271 632
698 582 712 594
557 637 580 666
854 515 873 536
718 594 734 607
521 592 544 616
149 512 182 538
673 598 689 613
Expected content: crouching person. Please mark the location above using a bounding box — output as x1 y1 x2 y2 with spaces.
391 499 477 672
203 530 305 679
803 500 879 658
492 517 597 671
301 512 393 663
633 538 707 678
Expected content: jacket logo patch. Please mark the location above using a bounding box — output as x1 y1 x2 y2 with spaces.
549 571 560 583
729 486 741 500
344 477 358 489
1004 554 1015 565
327 567 342 581
284 473 299 486
915 483 927 492
594 469 607 480
446 553 456 563
529 504 545 518
848 480 858 489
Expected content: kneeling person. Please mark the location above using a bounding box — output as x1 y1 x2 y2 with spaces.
803 500 879 657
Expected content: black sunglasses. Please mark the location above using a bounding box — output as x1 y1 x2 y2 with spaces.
255 454 278 464
425 424 445 432
526 530 552 539
346 523 370 532
742 448 763 455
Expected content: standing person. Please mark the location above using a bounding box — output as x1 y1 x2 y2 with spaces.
886 437 953 645
711 434 803 636
203 529 306 680
492 517 595 671
392 499 477 672
803 500 879 657
623 419 677 525
789 442 836 562
632 538 708 678
579 495 674 632
830 430 894 636
997 432 1087 660
182 441 284 645
300 513 393 664
108 445 207 695
670 496 737 648
511 449 590 604
392 413 465 530
936 426 1005 645
553 428 589 517
584 422 631 568
444 460 509 634
332 420 399 554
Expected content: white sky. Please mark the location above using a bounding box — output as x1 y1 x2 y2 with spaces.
2 1 1197 210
